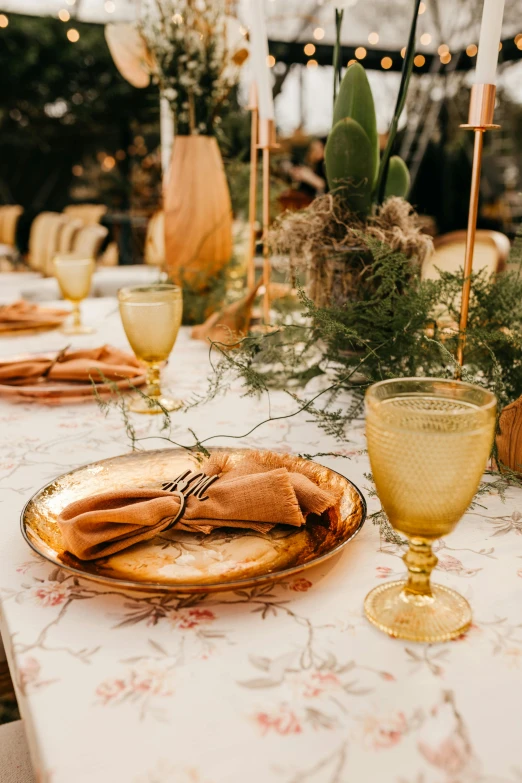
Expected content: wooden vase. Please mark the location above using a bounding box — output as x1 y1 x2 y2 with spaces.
496 396 522 474
164 135 232 292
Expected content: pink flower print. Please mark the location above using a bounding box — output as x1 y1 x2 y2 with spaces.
517 568 522 578
504 647 522 668
96 678 127 705
289 578 313 592
303 671 341 698
255 705 302 736
419 735 470 775
379 671 395 681
376 566 393 579
32 581 71 607
362 711 408 750
171 607 215 630
18 657 40 690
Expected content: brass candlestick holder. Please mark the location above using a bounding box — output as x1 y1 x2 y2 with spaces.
258 117 279 326
246 84 259 291
456 83 500 372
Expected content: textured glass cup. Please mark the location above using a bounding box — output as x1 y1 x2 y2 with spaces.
364 378 496 642
118 284 183 414
53 254 95 335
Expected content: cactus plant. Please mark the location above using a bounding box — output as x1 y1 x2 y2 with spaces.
325 61 410 217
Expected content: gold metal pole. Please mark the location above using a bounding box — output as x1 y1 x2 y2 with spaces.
247 84 259 291
456 84 500 374
257 118 279 327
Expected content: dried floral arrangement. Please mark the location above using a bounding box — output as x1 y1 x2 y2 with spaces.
140 0 245 135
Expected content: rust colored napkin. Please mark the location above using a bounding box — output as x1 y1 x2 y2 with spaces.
0 345 142 384
57 451 342 560
0 300 70 332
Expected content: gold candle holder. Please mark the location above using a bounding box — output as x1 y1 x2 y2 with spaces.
456 83 500 372
257 117 279 326
246 83 259 292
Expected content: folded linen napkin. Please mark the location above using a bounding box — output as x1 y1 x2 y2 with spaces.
0 345 142 384
57 451 342 560
0 300 69 332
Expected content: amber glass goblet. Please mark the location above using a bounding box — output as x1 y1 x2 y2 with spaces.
53 254 95 335
364 378 496 642
118 284 183 414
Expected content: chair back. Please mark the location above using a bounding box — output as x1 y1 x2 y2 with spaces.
63 204 107 226
144 211 165 266
57 218 82 253
28 212 68 273
72 224 109 258
421 229 511 281
0 205 23 246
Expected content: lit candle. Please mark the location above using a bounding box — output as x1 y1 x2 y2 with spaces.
475 0 505 84
248 0 274 120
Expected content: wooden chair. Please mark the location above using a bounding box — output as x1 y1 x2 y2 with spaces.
57 218 82 254
144 210 165 267
72 224 109 258
0 721 35 782
421 229 511 281
0 205 23 247
63 204 107 226
27 212 69 273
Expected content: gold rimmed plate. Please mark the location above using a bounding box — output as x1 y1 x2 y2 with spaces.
21 448 366 593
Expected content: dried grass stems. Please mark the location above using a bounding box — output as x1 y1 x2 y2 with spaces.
269 195 433 306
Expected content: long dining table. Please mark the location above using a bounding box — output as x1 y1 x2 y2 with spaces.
0 295 521 783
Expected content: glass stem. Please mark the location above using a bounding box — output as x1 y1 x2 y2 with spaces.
72 302 81 329
403 537 438 597
145 363 162 399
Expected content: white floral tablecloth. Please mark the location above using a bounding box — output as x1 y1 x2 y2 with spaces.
0 297 521 783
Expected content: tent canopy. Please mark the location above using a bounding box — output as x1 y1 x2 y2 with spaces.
2 0 520 56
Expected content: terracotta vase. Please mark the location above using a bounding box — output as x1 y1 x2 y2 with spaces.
164 135 232 293
496 396 522 473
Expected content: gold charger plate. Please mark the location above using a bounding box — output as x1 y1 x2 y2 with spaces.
21 448 366 593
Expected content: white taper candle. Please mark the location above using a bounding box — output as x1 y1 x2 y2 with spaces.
475 0 505 84
248 0 274 120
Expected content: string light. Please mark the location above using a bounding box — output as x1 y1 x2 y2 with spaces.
466 44 478 57
67 28 80 42
418 2 426 13
400 47 406 58
414 54 425 66
347 58 356 66
172 13 183 23
355 47 367 59
0 14 8 27
516 35 522 51
313 27 325 40
58 9 70 21
368 32 379 44
438 44 449 55
304 43 316 56
440 52 451 64
72 165 83 176
420 33 431 45
498 41 503 51
381 56 392 69
102 156 116 171
267 54 275 67
307 59 318 68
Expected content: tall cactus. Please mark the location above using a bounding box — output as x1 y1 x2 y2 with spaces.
325 62 410 218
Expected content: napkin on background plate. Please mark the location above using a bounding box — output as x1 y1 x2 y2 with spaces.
57 451 342 560
0 345 142 384
0 300 70 332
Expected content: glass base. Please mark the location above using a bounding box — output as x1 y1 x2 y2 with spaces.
364 580 471 643
127 395 184 415
61 324 95 335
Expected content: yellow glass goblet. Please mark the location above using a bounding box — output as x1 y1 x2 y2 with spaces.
118 284 183 414
53 253 95 335
364 377 496 643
